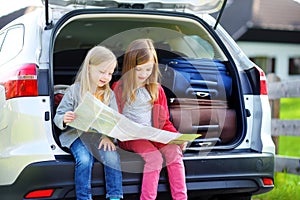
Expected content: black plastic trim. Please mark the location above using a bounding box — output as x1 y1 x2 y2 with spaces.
37 68 49 95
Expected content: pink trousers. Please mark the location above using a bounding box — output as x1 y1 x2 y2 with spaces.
119 140 187 200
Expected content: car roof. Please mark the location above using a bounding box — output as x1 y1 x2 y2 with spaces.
44 0 224 14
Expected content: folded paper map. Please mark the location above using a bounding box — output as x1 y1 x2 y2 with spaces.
68 92 201 144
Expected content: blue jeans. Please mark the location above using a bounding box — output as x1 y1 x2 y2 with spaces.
70 133 123 200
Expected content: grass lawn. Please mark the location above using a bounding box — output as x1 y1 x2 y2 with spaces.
252 98 300 200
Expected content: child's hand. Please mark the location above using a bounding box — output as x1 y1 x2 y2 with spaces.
179 142 188 151
63 111 76 124
98 136 116 151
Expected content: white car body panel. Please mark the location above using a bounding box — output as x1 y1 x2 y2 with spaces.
0 97 55 185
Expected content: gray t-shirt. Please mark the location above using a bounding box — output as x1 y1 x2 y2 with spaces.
53 82 118 148
122 87 152 127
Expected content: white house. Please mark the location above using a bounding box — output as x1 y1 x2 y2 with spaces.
217 0 300 81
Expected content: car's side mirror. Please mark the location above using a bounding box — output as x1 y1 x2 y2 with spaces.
0 85 7 130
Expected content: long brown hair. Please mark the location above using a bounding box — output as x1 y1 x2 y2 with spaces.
75 46 117 105
121 38 160 104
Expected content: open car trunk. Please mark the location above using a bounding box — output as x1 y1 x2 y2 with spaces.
52 9 245 151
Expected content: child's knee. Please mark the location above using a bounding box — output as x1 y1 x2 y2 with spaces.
144 151 163 166
103 151 121 165
76 153 93 167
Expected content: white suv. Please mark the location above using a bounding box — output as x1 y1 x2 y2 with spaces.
0 0 275 199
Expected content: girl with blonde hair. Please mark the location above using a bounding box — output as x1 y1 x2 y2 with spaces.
54 46 123 200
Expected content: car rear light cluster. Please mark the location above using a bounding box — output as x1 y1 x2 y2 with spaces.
0 63 38 99
255 66 268 95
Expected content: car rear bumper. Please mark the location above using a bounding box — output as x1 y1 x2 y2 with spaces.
0 151 274 200
183 151 274 198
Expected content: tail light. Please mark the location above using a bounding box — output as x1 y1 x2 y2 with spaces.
262 177 274 186
255 66 268 95
25 189 54 199
0 63 38 99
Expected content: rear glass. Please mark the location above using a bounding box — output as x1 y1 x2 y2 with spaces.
54 14 226 61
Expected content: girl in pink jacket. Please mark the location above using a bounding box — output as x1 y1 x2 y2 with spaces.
112 38 187 200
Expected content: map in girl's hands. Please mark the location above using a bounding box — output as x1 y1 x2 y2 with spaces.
68 92 201 144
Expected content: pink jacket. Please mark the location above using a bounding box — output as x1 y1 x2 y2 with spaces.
112 81 178 133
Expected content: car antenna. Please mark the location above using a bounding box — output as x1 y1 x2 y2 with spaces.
214 0 227 30
45 0 53 30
